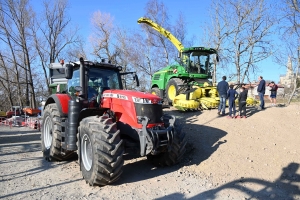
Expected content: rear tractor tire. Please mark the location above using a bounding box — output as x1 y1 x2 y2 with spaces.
79 116 124 186
41 103 75 161
166 78 185 105
147 117 186 166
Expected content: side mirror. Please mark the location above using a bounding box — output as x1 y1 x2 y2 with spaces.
134 74 140 87
65 64 73 79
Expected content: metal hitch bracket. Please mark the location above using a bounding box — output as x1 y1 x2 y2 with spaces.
137 115 176 156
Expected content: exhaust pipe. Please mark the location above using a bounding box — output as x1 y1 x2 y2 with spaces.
65 99 81 150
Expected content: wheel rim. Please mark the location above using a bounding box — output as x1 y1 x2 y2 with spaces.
168 85 176 100
43 115 52 149
82 134 93 171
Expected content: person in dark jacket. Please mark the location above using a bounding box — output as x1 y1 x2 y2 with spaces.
217 76 229 115
237 86 248 118
227 84 238 118
268 81 278 106
257 76 266 110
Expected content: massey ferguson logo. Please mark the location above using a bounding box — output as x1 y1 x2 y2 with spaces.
103 93 128 100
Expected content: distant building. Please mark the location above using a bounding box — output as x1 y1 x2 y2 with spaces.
279 57 300 88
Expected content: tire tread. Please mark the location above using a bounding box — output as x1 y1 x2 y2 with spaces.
80 115 124 186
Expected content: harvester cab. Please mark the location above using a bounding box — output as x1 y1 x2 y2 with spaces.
41 58 186 186
180 47 218 77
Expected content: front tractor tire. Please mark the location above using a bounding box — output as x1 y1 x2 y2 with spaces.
147 120 187 167
151 87 160 96
166 78 184 105
79 116 124 186
41 103 75 161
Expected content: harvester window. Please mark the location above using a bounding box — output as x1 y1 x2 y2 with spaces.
189 53 210 74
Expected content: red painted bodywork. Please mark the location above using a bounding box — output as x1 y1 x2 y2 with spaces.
101 90 162 129
6 110 21 118
50 90 162 129
55 94 71 115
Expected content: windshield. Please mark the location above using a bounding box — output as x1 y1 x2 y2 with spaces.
68 68 122 100
182 51 212 75
87 68 121 100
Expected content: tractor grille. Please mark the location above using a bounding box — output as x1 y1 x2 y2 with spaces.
135 103 163 124
153 74 160 80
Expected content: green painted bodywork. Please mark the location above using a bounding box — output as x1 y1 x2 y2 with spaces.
151 47 218 90
49 83 67 94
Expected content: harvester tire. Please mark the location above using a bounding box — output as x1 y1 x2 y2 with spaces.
79 116 124 186
166 78 184 105
147 119 186 166
151 87 161 97
41 103 75 161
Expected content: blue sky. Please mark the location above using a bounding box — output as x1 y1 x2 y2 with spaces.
35 0 288 83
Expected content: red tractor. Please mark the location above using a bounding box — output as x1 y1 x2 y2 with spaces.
41 58 186 186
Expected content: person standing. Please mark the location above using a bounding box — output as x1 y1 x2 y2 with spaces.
257 76 266 110
269 81 278 106
227 84 239 118
237 86 248 118
217 76 229 115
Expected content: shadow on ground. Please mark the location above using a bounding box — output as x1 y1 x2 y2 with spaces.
156 162 300 200
1 111 227 187
115 109 227 185
0 129 41 154
0 127 81 199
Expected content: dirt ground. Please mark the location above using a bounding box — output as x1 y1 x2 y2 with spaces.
0 103 300 200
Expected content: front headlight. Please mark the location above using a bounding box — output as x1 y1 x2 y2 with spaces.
132 97 152 104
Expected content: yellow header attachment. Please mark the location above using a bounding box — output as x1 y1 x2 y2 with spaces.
137 17 184 52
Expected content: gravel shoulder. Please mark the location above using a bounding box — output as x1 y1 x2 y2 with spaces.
0 103 299 199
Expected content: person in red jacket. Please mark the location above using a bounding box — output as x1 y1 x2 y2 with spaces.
268 81 278 106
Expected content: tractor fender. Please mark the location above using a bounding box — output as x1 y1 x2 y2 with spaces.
44 94 71 117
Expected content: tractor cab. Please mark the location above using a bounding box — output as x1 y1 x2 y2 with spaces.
66 62 123 106
180 47 218 78
64 59 139 103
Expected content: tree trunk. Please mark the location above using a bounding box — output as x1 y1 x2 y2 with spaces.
213 57 217 85
0 54 14 108
287 46 300 105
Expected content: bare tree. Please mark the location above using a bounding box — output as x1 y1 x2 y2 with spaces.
142 0 173 65
66 38 88 61
90 11 115 61
202 1 234 84
32 0 80 95
0 0 36 107
89 0 191 90
205 0 275 84
0 53 14 108
276 0 300 104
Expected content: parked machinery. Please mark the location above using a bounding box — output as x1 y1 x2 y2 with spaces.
41 58 186 186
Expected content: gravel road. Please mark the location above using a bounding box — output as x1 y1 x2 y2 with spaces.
0 103 299 199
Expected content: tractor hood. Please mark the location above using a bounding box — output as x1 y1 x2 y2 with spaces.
103 89 162 104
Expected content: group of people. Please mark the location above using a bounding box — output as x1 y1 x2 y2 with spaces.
216 75 278 119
